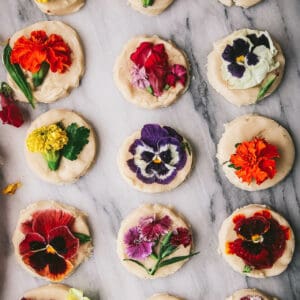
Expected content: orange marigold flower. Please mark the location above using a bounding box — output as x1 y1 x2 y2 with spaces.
10 30 72 74
229 137 280 185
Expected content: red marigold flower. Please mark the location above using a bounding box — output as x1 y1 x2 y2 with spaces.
0 83 24 128
229 137 280 185
170 227 192 248
19 209 79 281
227 211 290 270
10 30 72 74
139 215 171 241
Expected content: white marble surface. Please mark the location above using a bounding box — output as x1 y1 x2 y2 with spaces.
0 0 300 299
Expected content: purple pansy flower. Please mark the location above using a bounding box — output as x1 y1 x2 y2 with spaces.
222 33 271 78
140 215 171 241
124 226 153 260
127 124 188 185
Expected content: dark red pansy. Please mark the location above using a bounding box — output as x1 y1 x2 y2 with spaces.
170 227 192 248
19 209 79 281
32 209 75 237
227 210 290 270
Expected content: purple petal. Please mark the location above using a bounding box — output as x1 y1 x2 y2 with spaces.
141 124 169 148
246 52 259 66
163 126 183 142
247 33 270 49
127 158 138 173
129 139 144 155
227 63 246 78
222 45 235 62
232 38 250 56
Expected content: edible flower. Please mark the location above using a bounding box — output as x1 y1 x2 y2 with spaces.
124 226 153 260
11 30 72 74
0 82 24 127
130 42 187 96
26 124 68 171
19 209 80 281
2 182 21 195
67 288 91 300
241 296 263 300
226 210 290 270
124 214 198 276
221 31 279 89
229 137 279 185
127 124 189 185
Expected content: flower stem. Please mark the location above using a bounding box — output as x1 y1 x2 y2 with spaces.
149 257 161 276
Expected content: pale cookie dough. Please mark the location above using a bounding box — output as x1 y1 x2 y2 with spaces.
149 294 182 300
218 0 263 8
219 204 295 278
25 109 96 184
226 288 277 300
33 0 85 15
117 203 192 279
128 0 174 16
117 125 193 193
114 35 190 109
22 284 70 299
217 114 294 191
207 29 285 106
13 201 93 281
8 21 84 104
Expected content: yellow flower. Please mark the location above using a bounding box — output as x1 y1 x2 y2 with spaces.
26 124 68 154
67 288 90 300
36 0 49 3
2 182 21 195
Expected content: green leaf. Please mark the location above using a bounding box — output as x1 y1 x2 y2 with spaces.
182 141 192 155
164 84 170 91
158 252 199 269
161 245 177 259
257 73 278 101
124 259 150 274
0 82 13 97
159 231 173 257
73 232 92 244
32 62 49 88
228 164 241 170
146 86 154 95
235 143 241 148
62 123 90 161
142 0 154 7
243 265 253 273
3 44 34 108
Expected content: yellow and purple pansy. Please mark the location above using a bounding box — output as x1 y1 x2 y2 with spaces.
127 124 189 185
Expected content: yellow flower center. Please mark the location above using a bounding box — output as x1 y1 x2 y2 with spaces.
153 156 162 164
236 55 245 64
251 234 263 243
46 245 56 254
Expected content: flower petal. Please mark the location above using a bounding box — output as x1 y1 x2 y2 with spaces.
32 209 75 237
19 232 46 255
48 225 79 259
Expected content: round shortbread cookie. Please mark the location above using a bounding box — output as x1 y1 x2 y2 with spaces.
219 204 295 278
117 203 194 279
33 0 85 15
217 114 294 191
114 35 190 109
207 29 285 106
22 284 69 299
25 109 96 184
128 0 174 16
226 288 277 300
149 294 182 300
118 124 193 193
13 201 93 282
218 0 263 8
8 21 84 104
